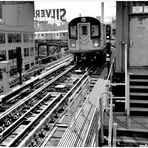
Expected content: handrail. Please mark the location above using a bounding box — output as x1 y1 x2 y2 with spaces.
106 52 116 81
124 44 129 116
108 92 113 147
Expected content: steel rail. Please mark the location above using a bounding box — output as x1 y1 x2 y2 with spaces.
0 56 72 102
18 71 89 147
0 64 74 120
7 94 63 147
0 65 75 136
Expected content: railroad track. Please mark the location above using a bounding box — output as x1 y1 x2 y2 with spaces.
0 64 74 136
0 55 72 93
0 57 72 111
18 65 105 147
0 57 105 147
0 62 94 147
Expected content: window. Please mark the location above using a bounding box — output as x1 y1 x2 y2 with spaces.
25 63 30 71
82 26 88 35
30 47 34 56
10 67 17 76
8 33 21 43
0 33 5 44
31 62 34 67
8 49 17 59
91 25 99 37
23 34 29 43
24 48 29 57
30 34 34 42
0 50 6 61
14 34 21 43
41 34 44 36
132 2 148 13
70 26 77 38
63 33 65 36
8 34 13 43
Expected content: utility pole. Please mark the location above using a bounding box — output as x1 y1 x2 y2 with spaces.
16 47 23 85
101 2 104 23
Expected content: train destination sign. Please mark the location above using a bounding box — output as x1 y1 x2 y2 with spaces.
34 9 66 21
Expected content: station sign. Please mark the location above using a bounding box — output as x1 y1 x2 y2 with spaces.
34 9 66 21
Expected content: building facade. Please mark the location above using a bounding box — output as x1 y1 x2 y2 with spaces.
0 2 35 75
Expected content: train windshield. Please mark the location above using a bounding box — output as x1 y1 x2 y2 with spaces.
70 26 77 38
91 25 99 37
81 26 88 35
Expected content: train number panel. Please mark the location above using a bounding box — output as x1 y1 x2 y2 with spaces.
68 17 106 63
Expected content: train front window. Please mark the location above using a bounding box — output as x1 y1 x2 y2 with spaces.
70 26 77 38
91 25 99 37
82 26 88 35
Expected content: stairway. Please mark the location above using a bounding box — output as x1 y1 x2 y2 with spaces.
116 128 148 147
129 74 148 115
103 114 148 147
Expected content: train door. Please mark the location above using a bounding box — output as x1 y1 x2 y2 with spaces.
78 23 90 50
129 14 148 66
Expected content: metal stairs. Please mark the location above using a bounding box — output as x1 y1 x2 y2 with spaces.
129 74 148 115
116 128 148 147
103 113 148 147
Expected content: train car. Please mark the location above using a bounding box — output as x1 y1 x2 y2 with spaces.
35 30 68 41
68 16 106 62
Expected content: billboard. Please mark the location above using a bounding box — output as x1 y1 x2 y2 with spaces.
34 9 66 21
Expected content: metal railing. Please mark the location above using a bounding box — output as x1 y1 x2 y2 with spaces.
82 91 108 147
104 44 129 146
0 50 71 93
68 76 90 126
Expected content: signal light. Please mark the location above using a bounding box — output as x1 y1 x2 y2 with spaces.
106 24 111 40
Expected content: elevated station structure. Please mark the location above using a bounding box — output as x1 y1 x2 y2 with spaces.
116 1 148 71
116 1 148 115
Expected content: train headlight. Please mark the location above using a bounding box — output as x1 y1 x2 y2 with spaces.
93 39 100 47
70 40 76 48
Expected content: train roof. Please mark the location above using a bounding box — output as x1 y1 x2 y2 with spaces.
35 30 68 34
69 16 101 26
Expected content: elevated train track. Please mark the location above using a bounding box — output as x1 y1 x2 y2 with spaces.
0 56 105 147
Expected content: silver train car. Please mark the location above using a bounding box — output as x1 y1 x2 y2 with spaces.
35 30 68 41
68 16 106 62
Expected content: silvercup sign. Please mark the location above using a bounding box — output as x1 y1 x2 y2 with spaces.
34 9 66 21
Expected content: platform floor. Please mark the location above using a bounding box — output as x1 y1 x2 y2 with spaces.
111 112 148 130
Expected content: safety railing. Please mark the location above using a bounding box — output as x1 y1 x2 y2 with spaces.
106 44 129 115
82 91 108 147
105 43 129 146
9 50 70 78
0 50 71 93
68 76 90 125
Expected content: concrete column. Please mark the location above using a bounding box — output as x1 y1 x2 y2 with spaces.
116 2 123 72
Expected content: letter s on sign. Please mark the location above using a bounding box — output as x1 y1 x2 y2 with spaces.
60 9 66 21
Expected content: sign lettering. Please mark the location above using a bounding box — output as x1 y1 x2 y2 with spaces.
34 9 66 21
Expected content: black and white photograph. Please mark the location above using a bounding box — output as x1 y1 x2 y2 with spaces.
0 0 147 147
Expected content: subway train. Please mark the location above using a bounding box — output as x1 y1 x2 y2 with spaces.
35 30 68 41
68 16 106 63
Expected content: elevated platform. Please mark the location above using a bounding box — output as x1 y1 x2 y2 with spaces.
58 67 107 147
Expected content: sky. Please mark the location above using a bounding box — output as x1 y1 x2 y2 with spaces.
34 0 116 23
